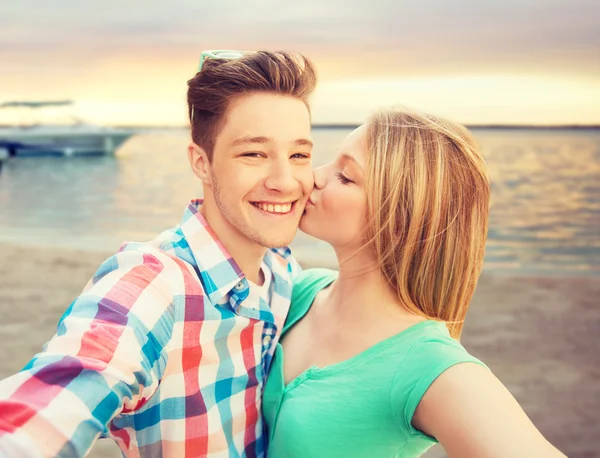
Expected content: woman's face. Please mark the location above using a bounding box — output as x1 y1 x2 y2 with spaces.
300 125 368 251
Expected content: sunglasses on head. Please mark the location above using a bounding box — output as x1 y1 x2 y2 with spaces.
191 49 255 123
196 49 254 73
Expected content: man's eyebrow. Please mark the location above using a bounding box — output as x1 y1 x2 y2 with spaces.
230 136 272 147
230 136 314 148
294 138 314 148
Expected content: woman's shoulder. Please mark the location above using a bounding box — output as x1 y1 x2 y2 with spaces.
390 322 488 433
396 322 486 376
426 333 482 364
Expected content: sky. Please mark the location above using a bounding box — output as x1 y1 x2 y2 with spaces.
1 0 599 126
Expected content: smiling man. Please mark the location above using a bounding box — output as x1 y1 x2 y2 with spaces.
0 50 316 458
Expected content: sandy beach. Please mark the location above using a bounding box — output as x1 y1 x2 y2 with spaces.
0 242 598 458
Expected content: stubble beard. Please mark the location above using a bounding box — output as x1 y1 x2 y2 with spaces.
212 180 299 249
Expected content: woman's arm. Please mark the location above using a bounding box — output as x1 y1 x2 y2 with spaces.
413 362 567 458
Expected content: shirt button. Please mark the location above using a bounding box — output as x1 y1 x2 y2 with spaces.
235 281 244 290
263 336 272 346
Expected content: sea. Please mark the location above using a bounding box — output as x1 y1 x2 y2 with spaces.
0 127 598 276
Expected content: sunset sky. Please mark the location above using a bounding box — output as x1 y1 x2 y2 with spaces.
1 0 599 126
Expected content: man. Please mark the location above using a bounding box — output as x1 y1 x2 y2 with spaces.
0 50 317 457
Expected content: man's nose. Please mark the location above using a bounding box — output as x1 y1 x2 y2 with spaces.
264 160 298 195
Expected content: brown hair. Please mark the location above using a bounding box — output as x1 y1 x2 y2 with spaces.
187 51 317 160
364 109 490 339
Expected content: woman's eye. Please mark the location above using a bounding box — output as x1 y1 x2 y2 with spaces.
241 152 264 158
335 172 353 185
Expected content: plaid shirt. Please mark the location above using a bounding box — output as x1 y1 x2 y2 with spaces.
0 200 300 458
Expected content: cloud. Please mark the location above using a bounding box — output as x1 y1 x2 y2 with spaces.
1 0 598 125
1 0 598 78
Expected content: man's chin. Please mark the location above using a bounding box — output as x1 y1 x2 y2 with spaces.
261 237 296 250
253 230 297 249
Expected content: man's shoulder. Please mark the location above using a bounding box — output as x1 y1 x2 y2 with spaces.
121 233 190 268
86 229 198 292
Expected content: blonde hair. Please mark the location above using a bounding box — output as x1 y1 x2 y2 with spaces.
364 109 490 339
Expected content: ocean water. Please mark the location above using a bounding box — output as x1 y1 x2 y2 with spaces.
0 127 598 276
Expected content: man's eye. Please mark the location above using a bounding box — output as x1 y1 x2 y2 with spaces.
241 152 264 158
291 153 311 159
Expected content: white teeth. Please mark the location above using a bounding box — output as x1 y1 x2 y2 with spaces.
255 202 293 214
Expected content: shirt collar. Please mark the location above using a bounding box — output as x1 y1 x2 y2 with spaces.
179 199 245 305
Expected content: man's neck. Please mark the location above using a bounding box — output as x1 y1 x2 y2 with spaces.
200 201 267 285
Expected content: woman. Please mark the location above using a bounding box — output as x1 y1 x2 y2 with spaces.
262 109 566 457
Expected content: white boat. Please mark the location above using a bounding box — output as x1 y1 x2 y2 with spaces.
0 100 135 157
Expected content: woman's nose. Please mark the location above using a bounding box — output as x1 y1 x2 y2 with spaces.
312 165 328 189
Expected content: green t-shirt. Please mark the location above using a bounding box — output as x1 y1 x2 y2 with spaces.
263 268 487 458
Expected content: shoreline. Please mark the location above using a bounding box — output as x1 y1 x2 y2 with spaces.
0 242 598 457
1 237 597 279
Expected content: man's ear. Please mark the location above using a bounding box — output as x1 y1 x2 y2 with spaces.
188 142 212 185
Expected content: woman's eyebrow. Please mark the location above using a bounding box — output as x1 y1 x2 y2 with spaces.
339 153 363 170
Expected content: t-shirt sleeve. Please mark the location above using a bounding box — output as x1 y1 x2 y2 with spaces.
391 336 489 438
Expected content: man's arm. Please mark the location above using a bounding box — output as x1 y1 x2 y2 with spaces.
413 362 567 458
0 249 176 457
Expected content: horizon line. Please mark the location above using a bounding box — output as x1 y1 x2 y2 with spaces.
118 123 600 130
1 123 600 130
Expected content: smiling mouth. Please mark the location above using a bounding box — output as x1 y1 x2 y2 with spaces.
251 201 295 215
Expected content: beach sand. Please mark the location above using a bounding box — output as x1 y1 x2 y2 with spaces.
0 243 598 458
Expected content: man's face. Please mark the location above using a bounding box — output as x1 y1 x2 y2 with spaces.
199 92 314 249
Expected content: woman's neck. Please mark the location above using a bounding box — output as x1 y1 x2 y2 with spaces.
327 246 413 321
